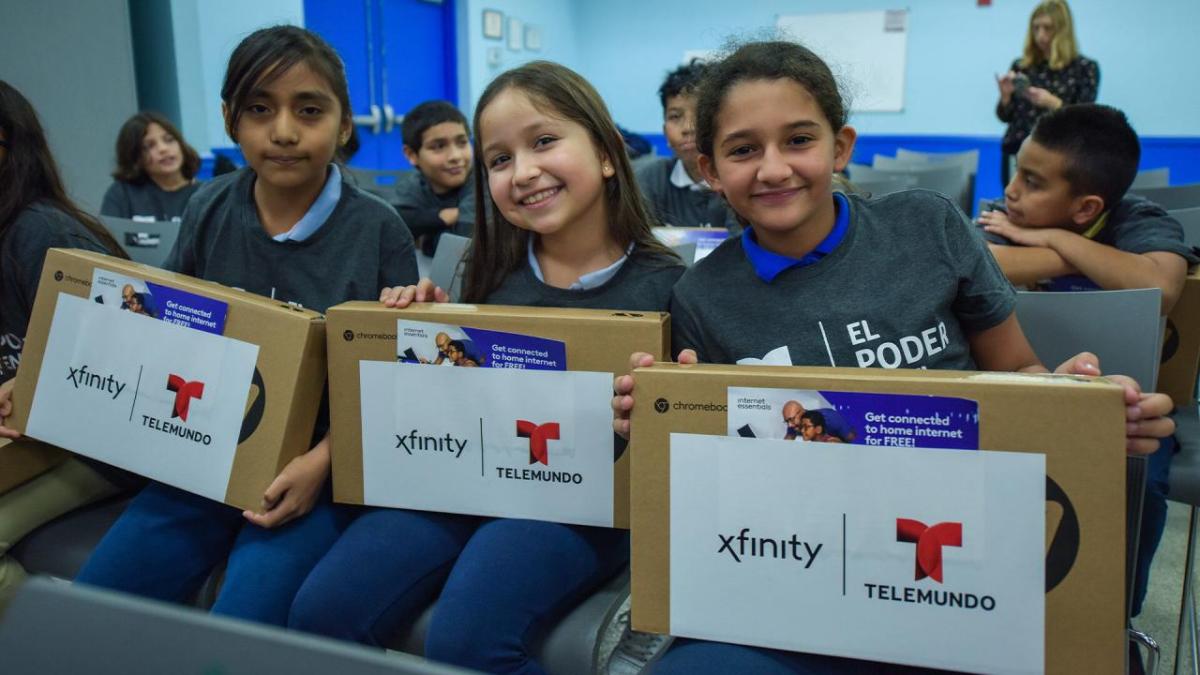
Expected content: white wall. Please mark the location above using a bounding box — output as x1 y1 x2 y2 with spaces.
570 0 1200 137
169 0 306 153
457 0 580 119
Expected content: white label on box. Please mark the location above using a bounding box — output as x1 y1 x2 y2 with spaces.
359 361 615 526
26 294 258 502
669 433 1045 674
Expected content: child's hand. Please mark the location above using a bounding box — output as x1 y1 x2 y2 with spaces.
438 208 460 227
980 214 1061 248
1053 352 1176 455
612 349 698 439
1023 86 1063 110
243 436 330 529
0 378 22 440
379 278 448 308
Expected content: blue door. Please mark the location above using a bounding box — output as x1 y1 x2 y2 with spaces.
305 0 457 170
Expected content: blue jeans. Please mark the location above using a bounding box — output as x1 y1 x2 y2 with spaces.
652 639 953 674
288 507 480 644
75 481 351 626
652 640 885 675
1132 435 1176 616
424 518 629 675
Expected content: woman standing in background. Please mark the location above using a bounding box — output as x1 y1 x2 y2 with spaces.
996 0 1098 189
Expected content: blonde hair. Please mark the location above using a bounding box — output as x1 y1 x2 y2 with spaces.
1020 0 1079 70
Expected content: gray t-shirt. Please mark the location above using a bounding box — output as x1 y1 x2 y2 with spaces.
635 157 739 231
101 180 200 222
671 190 1016 369
165 167 418 313
391 170 475 239
0 203 108 383
485 246 685 312
984 194 1200 291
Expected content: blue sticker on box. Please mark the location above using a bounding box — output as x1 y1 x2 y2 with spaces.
727 387 978 450
396 319 566 371
89 269 229 334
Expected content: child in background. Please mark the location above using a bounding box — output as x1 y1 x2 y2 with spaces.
611 40 1174 674
981 104 1194 310
75 25 418 627
980 102 1196 623
0 80 140 611
289 61 684 674
393 100 475 256
101 111 202 222
635 59 738 231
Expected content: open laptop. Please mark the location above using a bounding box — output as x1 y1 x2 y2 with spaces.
0 578 474 675
100 216 181 270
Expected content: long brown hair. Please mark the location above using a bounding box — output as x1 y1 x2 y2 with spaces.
462 61 676 303
1020 0 1079 70
0 81 127 261
112 111 201 184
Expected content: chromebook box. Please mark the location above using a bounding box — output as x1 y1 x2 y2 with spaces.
326 301 670 529
8 248 326 510
630 363 1126 674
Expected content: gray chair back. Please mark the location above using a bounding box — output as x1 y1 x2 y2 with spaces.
1132 183 1200 211
846 175 916 197
1015 288 1163 391
1130 167 1170 190
428 233 470 302
1171 207 1200 248
100 216 179 269
868 157 973 214
894 147 981 174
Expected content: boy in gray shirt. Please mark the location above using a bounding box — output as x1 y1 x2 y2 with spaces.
635 60 738 232
981 104 1197 311
393 101 475 255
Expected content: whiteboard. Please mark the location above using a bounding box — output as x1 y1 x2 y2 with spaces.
776 10 908 113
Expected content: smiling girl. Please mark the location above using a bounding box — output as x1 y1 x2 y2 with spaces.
288 62 683 673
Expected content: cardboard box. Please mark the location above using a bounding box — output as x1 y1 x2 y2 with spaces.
631 363 1126 674
1159 269 1200 406
8 249 327 510
0 438 67 495
327 301 670 528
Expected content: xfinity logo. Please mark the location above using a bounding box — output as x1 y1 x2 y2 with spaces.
896 518 962 583
517 420 559 465
167 374 204 422
395 429 469 457
66 365 126 400
716 527 823 567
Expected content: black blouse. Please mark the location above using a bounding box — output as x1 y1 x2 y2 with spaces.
996 55 1100 155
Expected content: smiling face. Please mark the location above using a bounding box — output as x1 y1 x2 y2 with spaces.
478 87 614 239
699 78 855 252
226 61 350 195
139 122 184 184
406 121 472 194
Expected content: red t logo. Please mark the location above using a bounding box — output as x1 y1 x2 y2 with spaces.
517 420 559 465
896 518 962 583
167 374 205 422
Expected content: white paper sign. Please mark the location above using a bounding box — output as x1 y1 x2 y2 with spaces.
359 362 616 526
669 433 1045 674
26 294 258 501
